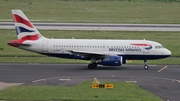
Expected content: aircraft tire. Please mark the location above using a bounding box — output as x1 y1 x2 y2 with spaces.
92 63 97 68
88 63 97 69
88 64 93 69
144 65 149 70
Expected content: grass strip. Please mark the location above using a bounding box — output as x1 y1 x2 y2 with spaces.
0 81 162 101
0 0 180 23
0 57 178 65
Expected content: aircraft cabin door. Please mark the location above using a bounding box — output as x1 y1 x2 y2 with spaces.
143 42 149 53
42 40 48 52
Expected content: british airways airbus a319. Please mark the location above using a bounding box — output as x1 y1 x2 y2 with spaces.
8 10 171 69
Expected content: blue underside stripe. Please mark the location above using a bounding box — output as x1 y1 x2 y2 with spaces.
41 53 170 60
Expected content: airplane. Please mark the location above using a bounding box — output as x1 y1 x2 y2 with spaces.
8 9 171 70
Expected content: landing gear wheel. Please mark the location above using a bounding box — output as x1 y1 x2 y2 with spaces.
92 63 97 68
144 65 149 70
88 63 97 69
144 59 149 70
88 64 93 69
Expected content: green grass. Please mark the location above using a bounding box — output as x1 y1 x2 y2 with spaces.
0 57 89 64
129 58 180 65
0 81 163 101
0 0 180 23
0 57 179 65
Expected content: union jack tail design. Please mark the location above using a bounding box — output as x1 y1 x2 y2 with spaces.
12 9 44 40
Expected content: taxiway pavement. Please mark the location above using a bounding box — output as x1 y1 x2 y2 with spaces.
1 22 180 31
0 63 180 101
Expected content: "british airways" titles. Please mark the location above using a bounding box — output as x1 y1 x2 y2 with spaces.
109 48 141 52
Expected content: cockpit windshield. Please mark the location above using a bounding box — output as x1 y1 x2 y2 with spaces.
155 45 164 49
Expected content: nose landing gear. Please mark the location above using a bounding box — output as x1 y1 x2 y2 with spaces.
144 59 149 70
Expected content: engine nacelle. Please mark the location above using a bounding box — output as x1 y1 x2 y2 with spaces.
98 56 123 66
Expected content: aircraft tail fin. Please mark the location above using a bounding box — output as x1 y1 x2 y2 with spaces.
11 9 45 40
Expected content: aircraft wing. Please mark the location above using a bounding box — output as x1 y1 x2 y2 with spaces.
67 50 105 56
66 49 121 59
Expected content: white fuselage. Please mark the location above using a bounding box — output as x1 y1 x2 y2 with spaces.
20 38 171 60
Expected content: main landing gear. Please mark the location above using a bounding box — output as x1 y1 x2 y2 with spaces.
144 59 149 70
88 62 97 69
88 58 97 69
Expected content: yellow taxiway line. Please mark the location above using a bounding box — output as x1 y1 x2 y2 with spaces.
158 66 168 72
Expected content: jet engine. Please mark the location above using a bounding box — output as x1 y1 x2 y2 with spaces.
98 56 123 66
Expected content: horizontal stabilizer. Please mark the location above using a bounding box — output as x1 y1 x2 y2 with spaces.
7 40 31 47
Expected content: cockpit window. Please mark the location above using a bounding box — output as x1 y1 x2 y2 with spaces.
155 45 164 49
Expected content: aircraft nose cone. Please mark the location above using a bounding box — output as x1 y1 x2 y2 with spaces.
166 49 171 56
